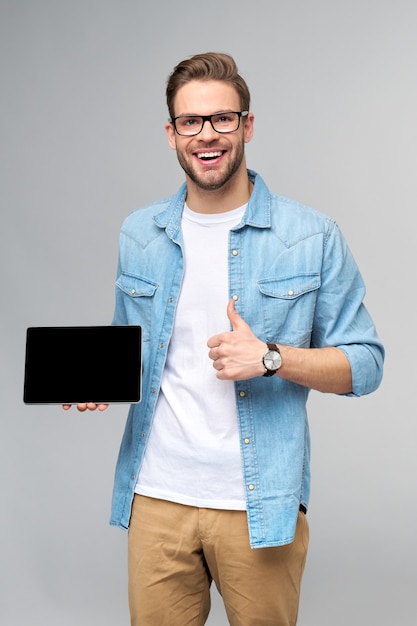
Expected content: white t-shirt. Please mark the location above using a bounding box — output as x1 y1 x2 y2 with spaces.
135 203 247 509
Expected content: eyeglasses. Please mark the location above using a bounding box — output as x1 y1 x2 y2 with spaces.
170 111 249 136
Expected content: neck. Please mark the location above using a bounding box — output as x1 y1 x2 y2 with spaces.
185 166 253 214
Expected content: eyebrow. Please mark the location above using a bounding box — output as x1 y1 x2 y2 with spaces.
175 109 236 117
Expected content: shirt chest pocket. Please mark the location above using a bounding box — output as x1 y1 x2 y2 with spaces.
258 273 321 346
116 272 158 341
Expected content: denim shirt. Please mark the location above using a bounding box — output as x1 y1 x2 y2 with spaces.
109 170 384 548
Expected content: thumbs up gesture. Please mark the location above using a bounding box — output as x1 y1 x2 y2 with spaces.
207 299 266 381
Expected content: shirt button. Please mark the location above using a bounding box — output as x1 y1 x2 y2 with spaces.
239 391 246 398
288 289 294 296
244 438 250 444
130 289 136 295
232 249 238 256
248 484 255 491
232 294 239 301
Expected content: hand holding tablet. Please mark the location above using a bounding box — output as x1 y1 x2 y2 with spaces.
62 402 109 412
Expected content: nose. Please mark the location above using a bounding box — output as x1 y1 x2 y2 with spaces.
199 118 217 141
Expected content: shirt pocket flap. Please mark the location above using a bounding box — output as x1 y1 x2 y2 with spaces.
116 273 158 298
258 273 321 300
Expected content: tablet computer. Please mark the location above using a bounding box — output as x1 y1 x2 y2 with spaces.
23 325 142 404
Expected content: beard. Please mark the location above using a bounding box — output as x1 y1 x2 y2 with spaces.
175 137 246 191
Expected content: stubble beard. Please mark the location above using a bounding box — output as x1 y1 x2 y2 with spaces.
176 139 245 192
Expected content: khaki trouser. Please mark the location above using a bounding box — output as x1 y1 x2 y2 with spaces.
128 495 309 626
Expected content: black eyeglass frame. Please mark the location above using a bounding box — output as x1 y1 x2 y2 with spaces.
169 111 249 136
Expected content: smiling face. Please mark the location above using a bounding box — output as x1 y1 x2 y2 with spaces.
165 80 254 196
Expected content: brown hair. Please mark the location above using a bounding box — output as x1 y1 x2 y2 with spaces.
166 52 251 119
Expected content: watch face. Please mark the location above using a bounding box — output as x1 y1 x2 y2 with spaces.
264 350 282 371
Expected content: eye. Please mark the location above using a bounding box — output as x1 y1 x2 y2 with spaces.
178 116 200 127
215 114 234 124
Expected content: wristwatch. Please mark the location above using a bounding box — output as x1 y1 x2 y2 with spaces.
262 343 282 377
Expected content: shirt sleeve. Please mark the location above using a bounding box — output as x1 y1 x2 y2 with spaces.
311 220 384 397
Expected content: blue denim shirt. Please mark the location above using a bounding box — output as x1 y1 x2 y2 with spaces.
110 170 384 548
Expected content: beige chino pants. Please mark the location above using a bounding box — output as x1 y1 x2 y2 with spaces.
128 495 309 626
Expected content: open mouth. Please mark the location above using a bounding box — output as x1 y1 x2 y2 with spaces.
195 150 225 161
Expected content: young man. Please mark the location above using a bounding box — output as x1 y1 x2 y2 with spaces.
66 52 384 625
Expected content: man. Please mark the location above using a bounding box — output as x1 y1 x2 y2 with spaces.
65 52 384 625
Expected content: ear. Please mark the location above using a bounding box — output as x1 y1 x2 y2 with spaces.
243 112 255 144
165 122 177 150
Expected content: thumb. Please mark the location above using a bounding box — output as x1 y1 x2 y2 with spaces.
227 298 246 330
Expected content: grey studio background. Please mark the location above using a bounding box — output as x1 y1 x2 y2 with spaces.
1 1 415 625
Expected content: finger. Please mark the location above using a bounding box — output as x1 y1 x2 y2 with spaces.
227 298 246 330
212 355 223 371
208 346 220 361
207 332 222 349
62 404 71 411
85 403 108 411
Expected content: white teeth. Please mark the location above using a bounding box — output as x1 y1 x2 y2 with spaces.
197 151 222 159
